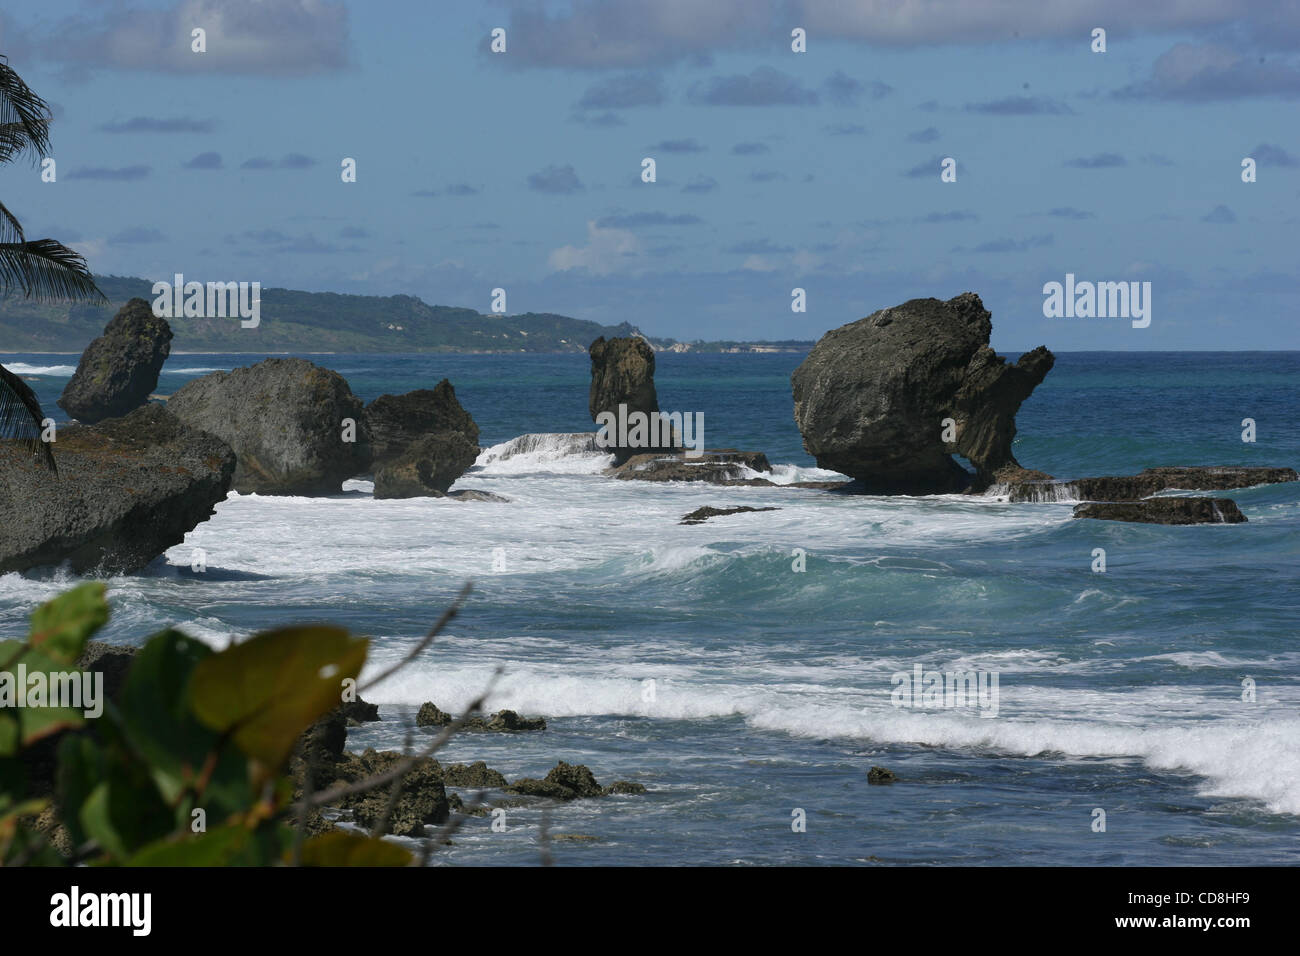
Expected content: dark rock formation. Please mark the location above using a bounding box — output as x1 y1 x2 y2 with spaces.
331 749 450 836
507 761 611 801
603 780 647 795
791 293 1054 493
364 381 480 467
995 466 1298 503
867 766 898 785
373 432 480 499
57 298 172 423
442 761 509 789
1073 497 1247 525
681 505 780 524
612 449 772 484
589 336 678 463
166 357 368 495
415 702 546 732
445 488 510 503
76 641 138 702
0 405 235 574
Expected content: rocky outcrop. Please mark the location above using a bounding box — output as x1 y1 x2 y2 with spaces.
0 405 235 574
416 702 547 732
680 505 780 524
993 466 1298 503
611 449 772 484
373 432 481 499
867 766 898 785
442 761 509 789
57 298 172 423
166 358 368 495
1073 497 1247 524
791 293 1053 493
365 381 479 466
507 762 647 801
331 749 450 837
589 336 677 463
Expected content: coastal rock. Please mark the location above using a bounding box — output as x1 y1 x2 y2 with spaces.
445 488 511 503
588 336 677 463
442 761 509 789
333 749 450 836
57 298 172 423
166 357 369 495
507 761 606 801
994 466 1298 503
603 781 648 795
612 449 772 484
1073 497 1247 525
791 293 1054 493
415 702 546 732
477 432 603 467
364 380 480 467
680 505 780 524
372 431 480 499
867 766 898 785
75 641 138 702
0 405 235 574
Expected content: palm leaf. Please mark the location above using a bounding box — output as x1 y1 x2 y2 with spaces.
0 199 23 244
0 363 56 473
0 56 53 162
0 238 106 303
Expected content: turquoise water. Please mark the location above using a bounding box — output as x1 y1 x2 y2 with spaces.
2 351 1298 865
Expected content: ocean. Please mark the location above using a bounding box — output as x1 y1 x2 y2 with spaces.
2 350 1298 866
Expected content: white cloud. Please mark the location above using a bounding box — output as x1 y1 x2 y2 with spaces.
548 221 643 275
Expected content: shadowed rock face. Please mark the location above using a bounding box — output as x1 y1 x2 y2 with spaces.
1074 497 1247 524
57 298 172 423
166 357 369 495
0 405 235 574
994 466 1299 502
791 293 1054 494
373 432 480 498
364 380 479 467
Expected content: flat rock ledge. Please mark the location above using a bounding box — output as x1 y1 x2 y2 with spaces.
1073 497 1247 525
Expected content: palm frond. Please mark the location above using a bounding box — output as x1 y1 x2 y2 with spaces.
0 238 106 303
0 57 53 162
0 199 23 245
0 363 56 473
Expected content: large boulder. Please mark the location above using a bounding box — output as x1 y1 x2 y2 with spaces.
372 431 480 499
166 358 369 495
588 336 678 463
0 405 235 574
995 466 1299 502
791 293 1053 494
364 380 479 467
57 298 172 423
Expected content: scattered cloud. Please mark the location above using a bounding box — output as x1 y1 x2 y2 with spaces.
732 142 769 155
1202 204 1237 223
549 220 642 275
689 67 818 107
99 116 215 133
182 151 222 170
1250 143 1299 166
1117 42 1300 101
651 138 706 153
597 212 703 228
1064 153 1126 168
528 164 584 194
109 226 165 244
964 96 1074 115
907 127 940 143
968 234 1054 253
66 165 150 181
681 175 719 193
1047 207 1095 219
577 72 666 109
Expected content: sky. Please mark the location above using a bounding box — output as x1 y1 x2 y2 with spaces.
1 0 1298 350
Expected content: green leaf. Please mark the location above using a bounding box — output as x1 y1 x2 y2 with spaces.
0 642 90 749
296 830 413 867
26 582 109 664
118 629 249 816
190 627 368 769
125 824 268 867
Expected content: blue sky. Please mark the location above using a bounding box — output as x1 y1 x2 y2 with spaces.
2 0 1299 349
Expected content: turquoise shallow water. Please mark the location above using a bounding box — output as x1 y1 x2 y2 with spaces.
2 351 1298 865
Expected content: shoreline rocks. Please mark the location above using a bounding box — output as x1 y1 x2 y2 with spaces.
1073 497 1247 525
0 405 235 575
792 293 1053 494
365 381 481 498
589 336 678 463
416 702 547 732
611 449 772 484
680 505 780 524
166 357 369 495
57 298 172 423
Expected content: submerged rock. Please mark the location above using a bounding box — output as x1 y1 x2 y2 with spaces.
1073 497 1246 525
442 761 509 789
507 761 625 801
867 766 898 785
415 702 546 732
791 293 1053 493
57 298 172 423
680 505 780 524
612 449 772 484
0 405 234 574
167 357 369 495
